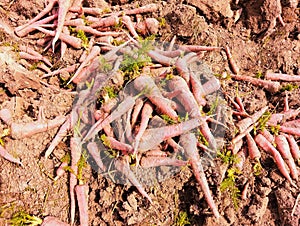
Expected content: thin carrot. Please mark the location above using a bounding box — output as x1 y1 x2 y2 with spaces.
265 71 300 82
267 108 300 126
180 132 220 218
179 45 222 52
42 64 78 78
90 15 119 28
285 134 300 164
259 129 275 143
275 134 298 180
19 45 52 67
0 145 23 167
140 156 187 168
241 181 250 200
102 136 134 154
175 52 197 82
254 134 296 186
114 157 153 203
122 3 159 15
122 15 139 38
75 184 89 226
224 46 239 74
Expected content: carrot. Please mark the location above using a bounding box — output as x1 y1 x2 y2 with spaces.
140 156 187 168
19 45 52 67
74 25 122 37
285 134 300 164
265 71 300 82
145 148 168 157
60 26 69 59
259 129 275 143
75 184 89 226
234 147 247 170
90 15 119 28
254 134 296 186
275 134 298 180
223 46 239 74
230 74 281 93
122 15 139 38
0 108 12 126
147 50 176 66
202 76 221 96
267 108 300 126
122 3 159 15
241 181 250 200
281 119 300 128
134 75 178 120
42 64 78 78
236 106 268 133
131 98 144 127
199 121 218 152
70 137 82 226
102 135 134 154
86 141 106 172
180 132 220 218
41 216 69 226
246 133 261 160
83 94 137 142
52 0 72 51
279 126 300 136
175 52 197 82
54 161 68 181
45 112 77 158
179 45 222 52
0 145 23 167
232 138 243 155
10 115 66 139
189 72 206 106
133 101 153 154
114 157 153 203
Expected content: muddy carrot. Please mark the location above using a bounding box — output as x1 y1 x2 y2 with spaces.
42 64 78 78
275 134 298 180
122 15 139 38
236 106 268 133
122 3 159 15
41 216 69 226
246 133 261 160
70 137 82 226
45 112 77 158
75 184 89 226
114 157 153 203
189 72 206 106
180 132 220 218
134 75 178 120
10 115 66 139
0 108 12 126
285 134 300 165
19 45 52 67
234 147 247 170
241 181 250 200
255 134 296 187
0 145 23 167
52 0 72 51
265 71 300 82
54 161 68 181
140 156 187 168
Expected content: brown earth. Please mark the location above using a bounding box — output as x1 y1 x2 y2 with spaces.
0 0 300 225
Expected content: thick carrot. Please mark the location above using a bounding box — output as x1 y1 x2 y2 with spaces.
285 134 300 163
275 135 298 180
0 108 12 126
202 76 221 96
147 50 176 66
254 134 296 186
133 101 153 154
259 129 275 143
180 132 220 218
41 216 69 226
114 157 153 203
103 136 134 154
279 126 300 136
122 15 139 38
75 184 89 226
90 15 119 28
140 156 187 168
10 115 66 139
0 145 23 167
87 141 106 172
122 3 159 15
134 75 178 120
246 133 261 160
70 137 82 226
234 147 247 170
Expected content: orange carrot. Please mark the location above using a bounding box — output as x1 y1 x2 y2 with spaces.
180 132 220 218
255 134 296 186
275 135 298 180
75 184 89 226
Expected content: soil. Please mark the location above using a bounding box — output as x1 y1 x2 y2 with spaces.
0 0 300 225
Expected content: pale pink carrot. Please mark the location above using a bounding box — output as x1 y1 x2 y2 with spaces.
145 148 168 157
64 18 85 27
52 0 72 51
114 157 153 203
75 184 89 226
131 98 144 127
284 94 289 112
54 161 68 181
0 145 23 167
0 108 12 126
267 108 300 126
103 136 134 154
189 72 206 106
15 14 58 37
19 45 52 67
69 7 104 16
70 137 82 226
199 121 218 152
140 156 187 168
285 134 300 163
45 112 77 158
144 18 159 35
259 129 275 143
265 71 300 82
275 134 298 180
60 26 69 59
74 25 122 37
175 52 197 82
235 96 247 115
230 74 281 93
83 95 137 142
279 126 300 136
231 123 256 146
68 45 101 84
236 106 268 133
35 26 82 49
166 138 184 153
87 141 106 172
138 117 207 152
90 15 119 28
122 3 159 15
246 133 261 160
10 115 66 139
241 181 250 200
147 50 175 66
42 64 78 78
15 0 58 34
134 74 178 120
224 46 239 74
122 15 139 38
179 45 222 52
133 101 153 153
255 134 296 186
153 49 182 58
41 216 69 226
202 76 221 96
180 132 220 218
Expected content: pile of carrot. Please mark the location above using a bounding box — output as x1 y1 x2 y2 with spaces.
0 0 298 224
